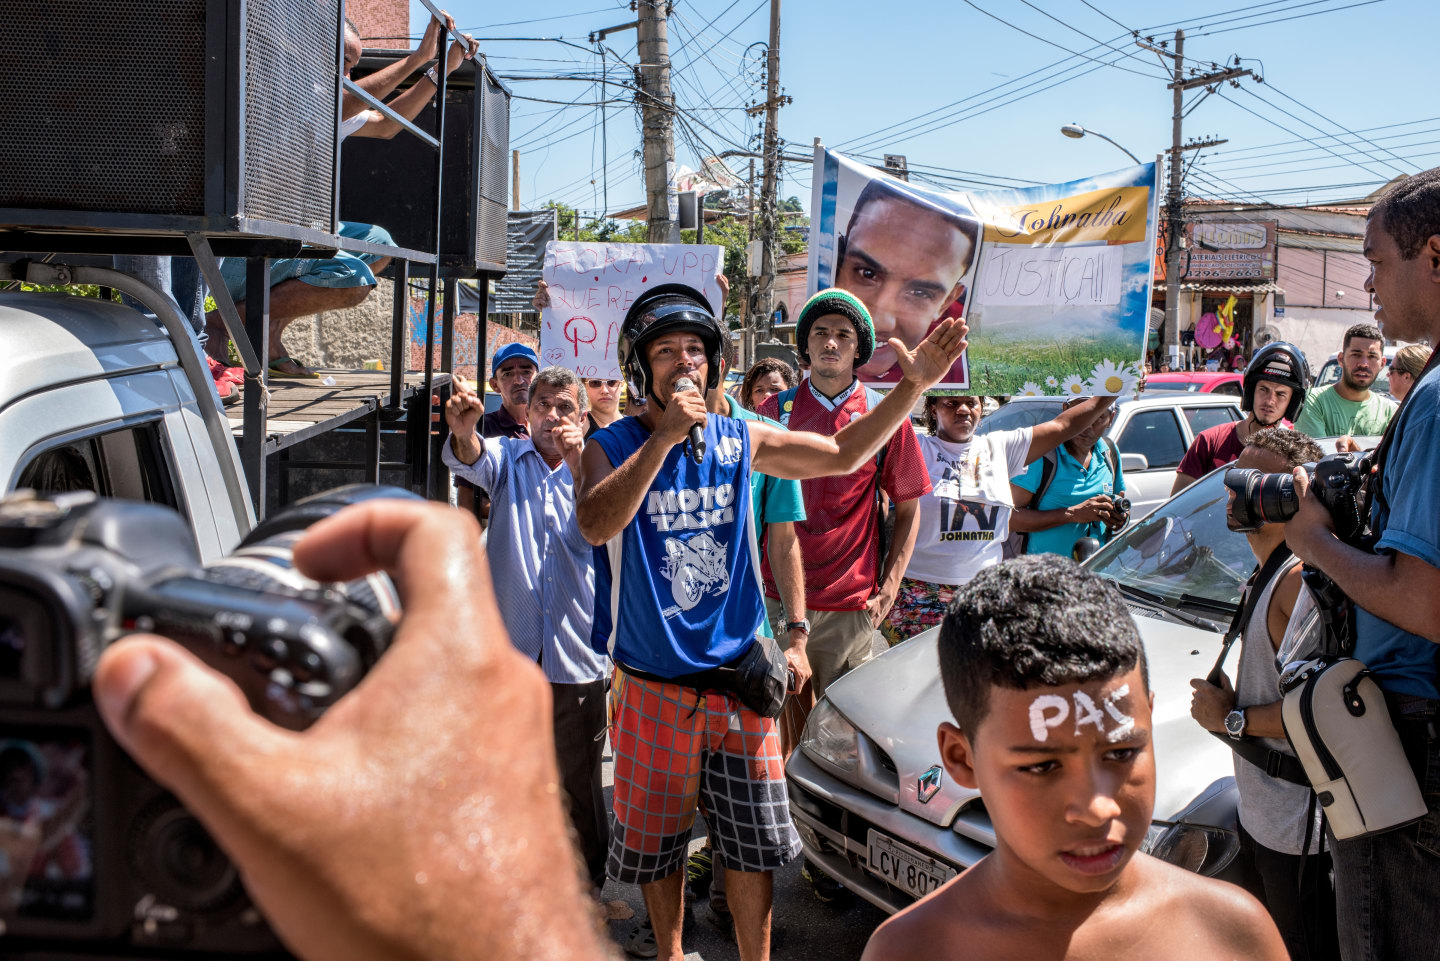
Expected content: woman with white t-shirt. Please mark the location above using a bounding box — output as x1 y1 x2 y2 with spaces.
879 393 1118 646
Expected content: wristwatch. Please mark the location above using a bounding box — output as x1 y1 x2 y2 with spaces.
785 619 811 636
424 66 441 86
1224 708 1248 740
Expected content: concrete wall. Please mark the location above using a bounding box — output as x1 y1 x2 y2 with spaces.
283 281 538 383
1270 306 1374 369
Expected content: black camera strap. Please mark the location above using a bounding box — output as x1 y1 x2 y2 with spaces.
1205 545 1311 787
1366 346 1440 520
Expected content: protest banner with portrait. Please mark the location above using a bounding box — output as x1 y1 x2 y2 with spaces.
540 241 725 381
808 146 1159 396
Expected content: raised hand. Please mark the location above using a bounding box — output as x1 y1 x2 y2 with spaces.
532 280 551 311
893 317 970 391
444 382 486 438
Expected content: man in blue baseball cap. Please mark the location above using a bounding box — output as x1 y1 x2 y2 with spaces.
485 343 540 439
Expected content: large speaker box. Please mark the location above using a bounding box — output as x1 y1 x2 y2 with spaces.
0 0 340 234
341 53 511 277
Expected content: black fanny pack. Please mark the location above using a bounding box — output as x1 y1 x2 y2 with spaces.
620 635 790 719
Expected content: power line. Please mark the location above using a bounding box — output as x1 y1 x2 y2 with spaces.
958 1 1167 79
1193 0 1387 35
1216 88 1395 181
1258 81 1420 173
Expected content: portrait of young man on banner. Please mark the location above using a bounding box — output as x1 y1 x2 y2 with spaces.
810 147 1158 395
831 175 982 384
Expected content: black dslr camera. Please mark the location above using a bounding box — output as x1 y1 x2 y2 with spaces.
0 486 407 956
1224 451 1371 653
1223 451 1368 543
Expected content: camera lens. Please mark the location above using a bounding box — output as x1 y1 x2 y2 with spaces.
1225 468 1300 529
131 798 243 912
1255 472 1300 524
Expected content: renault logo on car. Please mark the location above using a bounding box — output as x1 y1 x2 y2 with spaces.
917 765 943 804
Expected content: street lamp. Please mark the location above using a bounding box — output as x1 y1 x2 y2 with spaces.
1060 123 1142 165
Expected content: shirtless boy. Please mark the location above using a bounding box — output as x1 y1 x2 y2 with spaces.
862 554 1287 961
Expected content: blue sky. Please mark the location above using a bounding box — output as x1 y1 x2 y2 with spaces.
404 0 1436 215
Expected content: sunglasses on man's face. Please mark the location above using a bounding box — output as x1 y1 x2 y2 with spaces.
585 380 620 389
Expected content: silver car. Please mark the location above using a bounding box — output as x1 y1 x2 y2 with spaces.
975 393 1242 521
785 466 1257 914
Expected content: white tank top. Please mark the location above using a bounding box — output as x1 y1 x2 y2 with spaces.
1233 555 1323 855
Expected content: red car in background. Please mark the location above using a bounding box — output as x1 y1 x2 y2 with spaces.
1144 371 1244 396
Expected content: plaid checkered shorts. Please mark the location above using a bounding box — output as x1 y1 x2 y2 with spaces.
606 670 802 885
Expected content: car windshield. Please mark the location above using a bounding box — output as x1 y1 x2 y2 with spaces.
1086 467 1253 613
1145 382 1202 392
975 400 1062 435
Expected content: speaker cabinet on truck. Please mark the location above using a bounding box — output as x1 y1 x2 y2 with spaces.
0 0 341 234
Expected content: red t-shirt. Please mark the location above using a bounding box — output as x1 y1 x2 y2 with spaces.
1177 421 1245 480
758 379 931 611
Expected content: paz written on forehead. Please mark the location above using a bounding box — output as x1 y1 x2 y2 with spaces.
1028 685 1136 744
540 241 725 381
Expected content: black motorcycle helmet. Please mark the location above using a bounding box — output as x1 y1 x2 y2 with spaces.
617 284 724 401
1242 341 1311 423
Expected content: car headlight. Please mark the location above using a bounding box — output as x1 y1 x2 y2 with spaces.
800 698 860 776
1141 820 1240 877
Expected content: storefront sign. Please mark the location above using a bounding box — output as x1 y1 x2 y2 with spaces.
1183 220 1277 280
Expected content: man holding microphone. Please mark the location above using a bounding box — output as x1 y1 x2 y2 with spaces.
577 284 967 961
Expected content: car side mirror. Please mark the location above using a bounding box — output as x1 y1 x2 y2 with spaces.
1120 452 1149 472
1072 537 1102 563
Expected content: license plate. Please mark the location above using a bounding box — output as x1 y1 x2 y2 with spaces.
865 830 956 899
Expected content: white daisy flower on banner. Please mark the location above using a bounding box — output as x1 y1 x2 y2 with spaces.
1060 374 1088 397
1088 359 1137 397
1017 381 1044 397
1045 376 1059 388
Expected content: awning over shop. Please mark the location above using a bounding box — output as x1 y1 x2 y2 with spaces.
1179 281 1286 295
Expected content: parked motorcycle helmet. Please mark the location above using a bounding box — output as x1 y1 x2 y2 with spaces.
617 284 724 401
1242 341 1310 423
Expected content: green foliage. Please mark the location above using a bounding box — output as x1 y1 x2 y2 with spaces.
964 329 1141 396
542 202 647 244
15 283 120 300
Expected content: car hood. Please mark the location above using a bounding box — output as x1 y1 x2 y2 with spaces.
823 612 1234 831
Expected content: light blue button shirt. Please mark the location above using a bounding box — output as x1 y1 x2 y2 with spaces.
442 433 606 685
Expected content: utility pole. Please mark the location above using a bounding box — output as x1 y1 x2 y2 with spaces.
742 157 756 368
748 0 789 345
1136 29 1250 367
636 0 678 243
512 150 520 209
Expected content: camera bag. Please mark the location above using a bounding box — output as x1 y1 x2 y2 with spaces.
1280 657 1427 839
618 634 791 719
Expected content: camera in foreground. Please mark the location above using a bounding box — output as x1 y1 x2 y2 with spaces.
1223 451 1368 541
0 486 407 954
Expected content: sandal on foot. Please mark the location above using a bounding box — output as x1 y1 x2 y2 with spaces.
268 356 318 378
623 918 658 959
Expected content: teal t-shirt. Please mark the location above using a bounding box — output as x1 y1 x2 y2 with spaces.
725 395 806 637
1294 384 1396 438
1014 438 1125 557
1356 365 1440 699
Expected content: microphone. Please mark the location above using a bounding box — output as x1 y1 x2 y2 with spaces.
674 376 706 464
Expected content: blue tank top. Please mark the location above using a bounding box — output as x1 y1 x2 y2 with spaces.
589 415 766 677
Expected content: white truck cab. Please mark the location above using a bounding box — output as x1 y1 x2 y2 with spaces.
0 288 252 563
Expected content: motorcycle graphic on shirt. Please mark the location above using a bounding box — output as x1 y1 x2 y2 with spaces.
659 531 731 611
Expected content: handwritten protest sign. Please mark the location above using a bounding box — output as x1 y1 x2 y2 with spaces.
541 241 725 380
808 147 1158 395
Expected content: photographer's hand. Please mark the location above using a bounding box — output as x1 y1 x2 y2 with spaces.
1282 467 1336 564
93 501 610 961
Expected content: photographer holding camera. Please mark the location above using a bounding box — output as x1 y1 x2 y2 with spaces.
1284 168 1440 961
86 499 610 961
1190 428 1339 961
